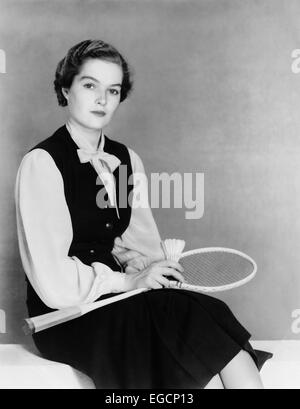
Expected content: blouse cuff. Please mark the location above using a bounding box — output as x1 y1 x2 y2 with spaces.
91 262 127 295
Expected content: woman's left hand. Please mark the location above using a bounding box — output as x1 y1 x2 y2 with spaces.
112 238 164 273
115 250 162 273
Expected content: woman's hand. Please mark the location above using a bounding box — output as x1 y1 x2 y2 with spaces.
112 237 164 272
114 249 161 271
124 260 185 291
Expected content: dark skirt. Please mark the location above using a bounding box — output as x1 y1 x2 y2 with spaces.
31 289 272 389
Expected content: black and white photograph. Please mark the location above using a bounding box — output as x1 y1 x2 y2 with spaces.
0 0 300 392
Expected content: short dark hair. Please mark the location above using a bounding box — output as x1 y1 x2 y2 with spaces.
54 39 133 106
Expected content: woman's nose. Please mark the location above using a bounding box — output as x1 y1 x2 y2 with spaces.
96 90 107 105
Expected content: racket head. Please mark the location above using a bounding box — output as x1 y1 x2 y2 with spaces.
176 247 257 292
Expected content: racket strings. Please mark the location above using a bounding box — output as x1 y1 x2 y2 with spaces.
180 252 254 287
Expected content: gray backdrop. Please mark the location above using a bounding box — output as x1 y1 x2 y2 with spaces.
1 0 300 344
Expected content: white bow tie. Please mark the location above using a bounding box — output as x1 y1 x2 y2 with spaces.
77 148 121 219
77 149 121 173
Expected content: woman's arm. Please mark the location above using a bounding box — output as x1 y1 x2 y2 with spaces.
15 149 128 309
112 148 165 271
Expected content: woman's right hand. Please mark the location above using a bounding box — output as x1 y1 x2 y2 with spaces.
124 259 185 291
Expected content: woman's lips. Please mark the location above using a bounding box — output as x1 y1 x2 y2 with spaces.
91 111 106 117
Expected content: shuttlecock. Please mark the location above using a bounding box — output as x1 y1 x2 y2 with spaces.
161 238 186 262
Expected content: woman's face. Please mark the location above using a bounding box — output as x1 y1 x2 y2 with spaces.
62 58 123 131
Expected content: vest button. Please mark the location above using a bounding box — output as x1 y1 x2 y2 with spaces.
90 249 95 254
105 222 113 230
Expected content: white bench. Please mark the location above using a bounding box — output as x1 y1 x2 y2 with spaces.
251 340 300 389
0 341 299 389
0 344 95 389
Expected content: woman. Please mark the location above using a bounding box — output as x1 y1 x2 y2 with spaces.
15 39 271 389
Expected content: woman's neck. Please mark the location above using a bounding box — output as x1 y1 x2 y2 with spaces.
66 118 102 151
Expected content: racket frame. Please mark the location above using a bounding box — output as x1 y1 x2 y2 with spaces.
168 247 257 293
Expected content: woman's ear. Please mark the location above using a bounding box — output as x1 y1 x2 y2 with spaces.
61 88 69 101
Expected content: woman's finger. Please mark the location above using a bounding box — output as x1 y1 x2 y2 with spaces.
155 259 184 273
127 258 147 270
154 274 172 288
156 267 185 283
148 280 163 290
125 265 140 274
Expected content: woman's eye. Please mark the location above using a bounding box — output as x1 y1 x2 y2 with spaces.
109 89 120 96
83 83 95 89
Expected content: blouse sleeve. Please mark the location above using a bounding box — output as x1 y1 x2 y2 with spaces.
15 149 128 310
113 148 165 260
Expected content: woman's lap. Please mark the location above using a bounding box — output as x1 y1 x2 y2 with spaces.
32 289 271 388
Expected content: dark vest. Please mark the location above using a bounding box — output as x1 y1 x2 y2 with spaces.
26 125 133 316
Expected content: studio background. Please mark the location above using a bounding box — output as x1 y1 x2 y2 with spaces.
0 0 299 344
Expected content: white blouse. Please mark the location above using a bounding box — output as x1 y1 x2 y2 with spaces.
15 126 165 309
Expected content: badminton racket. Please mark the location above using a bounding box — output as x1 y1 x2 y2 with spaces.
160 240 257 293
